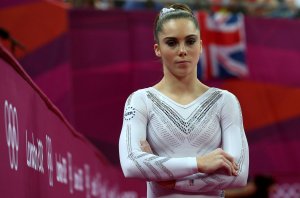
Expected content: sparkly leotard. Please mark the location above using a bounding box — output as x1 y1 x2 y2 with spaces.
119 87 249 198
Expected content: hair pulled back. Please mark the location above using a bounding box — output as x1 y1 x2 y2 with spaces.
153 3 200 43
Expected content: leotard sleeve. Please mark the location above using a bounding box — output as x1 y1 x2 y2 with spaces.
173 91 249 192
119 91 199 181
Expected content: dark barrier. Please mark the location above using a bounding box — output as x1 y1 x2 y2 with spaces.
0 44 145 197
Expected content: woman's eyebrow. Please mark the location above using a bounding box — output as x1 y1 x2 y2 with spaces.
163 37 176 41
185 34 198 39
163 34 198 40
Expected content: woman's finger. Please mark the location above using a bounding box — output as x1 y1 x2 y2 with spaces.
140 140 153 153
220 150 239 173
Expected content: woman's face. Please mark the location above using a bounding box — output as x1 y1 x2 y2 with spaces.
154 18 202 78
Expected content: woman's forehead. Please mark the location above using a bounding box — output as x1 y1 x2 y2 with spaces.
160 18 199 37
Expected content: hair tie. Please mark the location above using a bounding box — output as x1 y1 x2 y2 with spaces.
159 8 176 18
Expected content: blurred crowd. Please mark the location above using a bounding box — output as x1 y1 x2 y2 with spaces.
61 0 300 18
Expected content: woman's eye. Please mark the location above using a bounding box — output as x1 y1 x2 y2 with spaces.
186 39 196 45
166 40 177 47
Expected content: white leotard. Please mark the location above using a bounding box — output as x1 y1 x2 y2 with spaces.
119 87 249 198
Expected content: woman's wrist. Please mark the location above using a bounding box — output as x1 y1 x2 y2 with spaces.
196 157 203 173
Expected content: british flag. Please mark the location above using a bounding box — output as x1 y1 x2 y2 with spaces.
197 11 248 80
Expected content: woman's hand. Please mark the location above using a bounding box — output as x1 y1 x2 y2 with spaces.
196 148 239 176
140 140 153 154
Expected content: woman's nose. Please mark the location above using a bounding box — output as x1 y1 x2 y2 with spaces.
178 44 187 56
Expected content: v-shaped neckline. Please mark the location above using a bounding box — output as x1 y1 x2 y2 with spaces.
149 87 214 108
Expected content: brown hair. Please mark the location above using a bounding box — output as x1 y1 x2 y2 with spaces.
153 3 200 43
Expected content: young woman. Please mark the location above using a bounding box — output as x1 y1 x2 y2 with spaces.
119 3 249 198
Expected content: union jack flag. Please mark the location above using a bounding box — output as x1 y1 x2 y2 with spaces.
197 12 248 80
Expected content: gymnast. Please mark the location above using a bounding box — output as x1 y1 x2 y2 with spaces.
119 3 249 197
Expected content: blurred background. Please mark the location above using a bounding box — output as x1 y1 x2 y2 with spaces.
1 0 300 197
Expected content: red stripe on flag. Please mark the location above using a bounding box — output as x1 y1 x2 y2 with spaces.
198 12 212 80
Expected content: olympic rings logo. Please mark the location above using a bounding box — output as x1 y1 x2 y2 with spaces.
4 100 19 171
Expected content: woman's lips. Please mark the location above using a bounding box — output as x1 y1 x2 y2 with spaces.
176 60 190 64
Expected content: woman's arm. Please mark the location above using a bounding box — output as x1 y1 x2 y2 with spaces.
119 91 198 181
172 91 249 192
119 90 242 182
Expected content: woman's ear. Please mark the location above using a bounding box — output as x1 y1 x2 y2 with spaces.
154 43 161 57
199 39 203 54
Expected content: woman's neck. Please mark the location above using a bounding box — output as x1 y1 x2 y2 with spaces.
154 72 209 95
153 77 209 105
158 77 199 92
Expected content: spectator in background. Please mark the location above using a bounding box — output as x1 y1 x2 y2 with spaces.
293 0 300 17
66 0 114 9
267 0 296 17
209 0 231 12
243 0 279 16
0 27 25 55
225 174 276 198
284 0 300 17
94 0 114 9
123 0 164 10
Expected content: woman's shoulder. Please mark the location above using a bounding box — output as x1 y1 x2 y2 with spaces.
129 87 152 97
125 87 152 105
210 87 236 96
209 87 239 103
